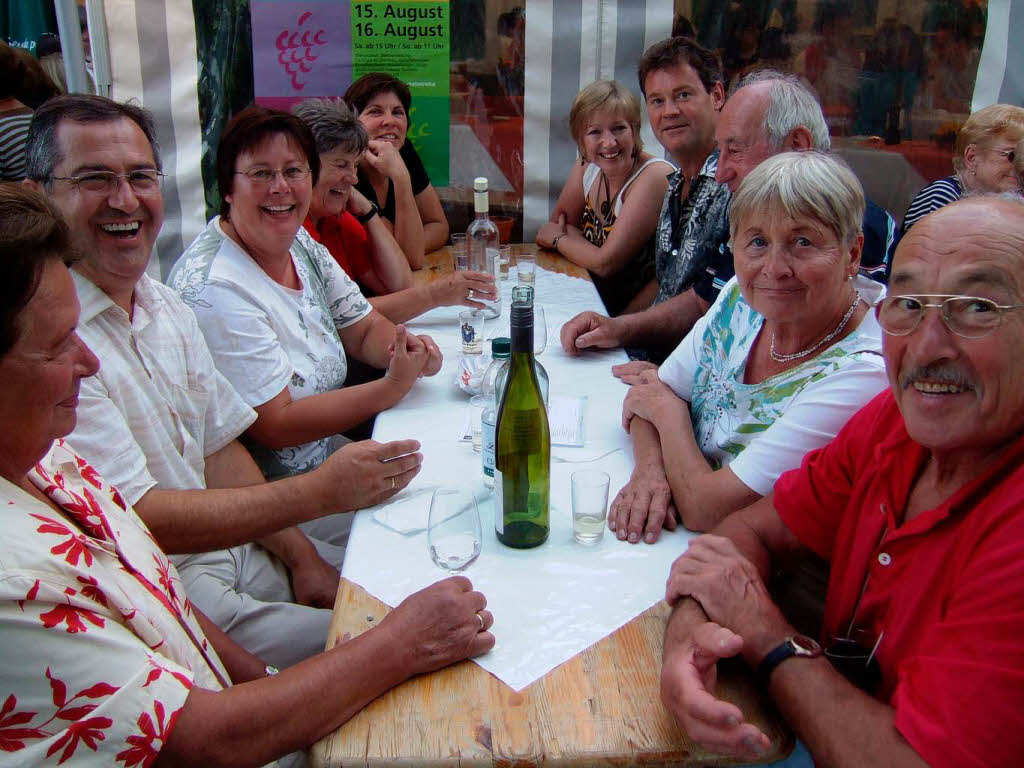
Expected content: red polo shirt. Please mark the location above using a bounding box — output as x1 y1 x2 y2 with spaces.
774 390 1024 768
303 211 373 285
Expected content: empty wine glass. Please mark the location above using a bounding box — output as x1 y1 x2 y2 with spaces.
534 306 548 355
428 488 482 571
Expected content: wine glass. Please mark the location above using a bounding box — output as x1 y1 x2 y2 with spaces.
428 488 482 571
534 306 548 355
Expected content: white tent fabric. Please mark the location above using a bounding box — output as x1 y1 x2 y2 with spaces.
523 0 673 241
102 0 206 278
98 0 1021 275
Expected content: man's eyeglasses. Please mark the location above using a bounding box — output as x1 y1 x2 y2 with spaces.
876 295 1024 339
235 166 311 185
49 169 164 195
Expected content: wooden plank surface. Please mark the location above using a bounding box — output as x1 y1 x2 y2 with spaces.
311 247 792 766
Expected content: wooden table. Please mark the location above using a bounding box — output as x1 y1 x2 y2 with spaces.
311 248 793 767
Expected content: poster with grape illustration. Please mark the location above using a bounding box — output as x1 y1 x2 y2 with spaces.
250 1 450 187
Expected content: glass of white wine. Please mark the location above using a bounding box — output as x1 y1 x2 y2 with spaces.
428 488 482 571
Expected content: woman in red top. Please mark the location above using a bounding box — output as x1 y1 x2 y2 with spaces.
294 98 496 322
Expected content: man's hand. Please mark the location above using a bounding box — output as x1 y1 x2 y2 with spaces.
313 438 423 512
385 325 429 390
612 360 659 384
609 462 678 544
666 535 786 647
661 622 771 760
429 271 497 310
560 311 624 355
363 139 410 182
289 552 340 610
381 576 495 676
621 379 686 433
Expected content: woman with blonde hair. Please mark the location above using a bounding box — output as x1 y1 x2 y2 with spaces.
537 80 673 315
902 103 1024 232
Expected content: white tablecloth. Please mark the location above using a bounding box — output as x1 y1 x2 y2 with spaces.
342 267 696 691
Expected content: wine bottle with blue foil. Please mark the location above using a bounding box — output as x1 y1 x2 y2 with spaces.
494 285 550 548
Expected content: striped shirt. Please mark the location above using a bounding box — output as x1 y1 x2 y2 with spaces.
901 176 963 234
0 108 33 181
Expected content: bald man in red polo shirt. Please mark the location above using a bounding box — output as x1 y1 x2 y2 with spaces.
658 196 1024 768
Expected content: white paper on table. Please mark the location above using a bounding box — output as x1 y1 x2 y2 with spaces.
548 395 585 447
369 484 439 535
345 267 675 692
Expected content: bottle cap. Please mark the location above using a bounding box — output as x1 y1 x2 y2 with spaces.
491 337 511 357
473 177 489 192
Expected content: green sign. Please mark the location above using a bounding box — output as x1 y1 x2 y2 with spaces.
351 1 450 186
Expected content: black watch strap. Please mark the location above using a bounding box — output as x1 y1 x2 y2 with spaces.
757 635 822 686
355 201 379 223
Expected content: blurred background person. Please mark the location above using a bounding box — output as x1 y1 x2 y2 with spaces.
902 104 1024 234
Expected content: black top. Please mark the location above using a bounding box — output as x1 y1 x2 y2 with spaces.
354 141 432 225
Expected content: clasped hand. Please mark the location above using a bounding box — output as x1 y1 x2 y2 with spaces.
621 377 683 433
661 536 783 759
385 325 442 387
363 139 409 181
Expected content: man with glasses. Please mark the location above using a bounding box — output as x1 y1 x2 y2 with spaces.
658 196 1024 767
23 94 423 669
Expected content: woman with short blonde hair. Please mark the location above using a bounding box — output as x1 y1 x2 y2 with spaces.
538 80 673 315
612 152 887 538
903 103 1024 232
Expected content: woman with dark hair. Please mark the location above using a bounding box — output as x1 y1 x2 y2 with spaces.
169 105 442 482
344 72 449 265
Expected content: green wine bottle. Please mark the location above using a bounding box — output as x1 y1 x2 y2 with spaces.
494 285 550 548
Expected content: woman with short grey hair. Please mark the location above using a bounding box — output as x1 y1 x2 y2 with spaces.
294 98 496 322
611 151 888 539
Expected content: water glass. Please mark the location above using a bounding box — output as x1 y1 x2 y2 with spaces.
518 252 536 285
452 234 469 271
571 471 610 545
428 488 482 571
469 395 488 453
459 309 485 355
496 245 512 281
533 306 547 355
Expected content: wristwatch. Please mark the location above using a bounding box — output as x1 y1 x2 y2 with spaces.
355 201 380 223
757 634 822 686
551 232 565 252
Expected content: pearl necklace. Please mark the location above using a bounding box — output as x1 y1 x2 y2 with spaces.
769 291 862 363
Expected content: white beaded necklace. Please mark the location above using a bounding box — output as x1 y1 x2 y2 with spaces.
769 290 862 363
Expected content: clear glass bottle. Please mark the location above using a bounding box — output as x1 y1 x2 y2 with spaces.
494 285 550 548
481 338 509 490
466 176 501 318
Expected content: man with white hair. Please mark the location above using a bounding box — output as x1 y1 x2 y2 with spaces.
659 196 1024 767
561 69 896 363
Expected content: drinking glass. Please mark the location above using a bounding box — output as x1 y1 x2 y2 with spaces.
571 470 610 545
533 306 548 355
428 488 482 571
496 245 512 281
517 252 536 284
452 234 469 271
459 309 485 355
469 395 488 453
